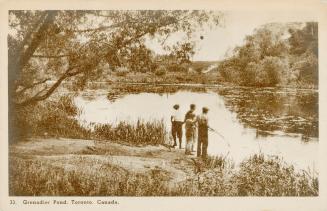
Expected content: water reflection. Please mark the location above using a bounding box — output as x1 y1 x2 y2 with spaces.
74 86 318 170
217 87 318 138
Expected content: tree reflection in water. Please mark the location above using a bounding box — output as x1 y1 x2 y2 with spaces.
217 87 318 139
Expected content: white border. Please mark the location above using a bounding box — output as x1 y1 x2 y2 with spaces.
0 1 327 211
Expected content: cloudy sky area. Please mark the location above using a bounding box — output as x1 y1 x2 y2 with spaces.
146 11 317 61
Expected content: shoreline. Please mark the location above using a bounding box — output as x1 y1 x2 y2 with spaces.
9 137 318 196
56 80 319 92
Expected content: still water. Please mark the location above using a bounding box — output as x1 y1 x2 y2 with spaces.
74 86 318 171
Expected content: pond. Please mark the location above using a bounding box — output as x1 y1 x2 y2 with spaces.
74 84 319 171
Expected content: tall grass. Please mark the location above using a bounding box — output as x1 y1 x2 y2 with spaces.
177 155 237 196
231 153 318 196
9 154 318 196
179 153 318 196
9 157 171 196
92 119 166 146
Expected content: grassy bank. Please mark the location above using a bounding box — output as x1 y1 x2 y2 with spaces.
9 156 171 196
179 154 318 196
9 141 318 196
12 95 167 146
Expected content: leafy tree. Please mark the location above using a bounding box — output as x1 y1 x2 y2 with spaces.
289 22 318 56
255 56 289 87
169 42 195 64
9 10 223 107
218 22 317 88
288 22 318 86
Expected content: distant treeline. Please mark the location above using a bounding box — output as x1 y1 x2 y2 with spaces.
218 22 318 88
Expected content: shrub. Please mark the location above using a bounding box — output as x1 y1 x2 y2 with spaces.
167 63 188 72
115 66 129 77
12 95 91 141
154 66 167 76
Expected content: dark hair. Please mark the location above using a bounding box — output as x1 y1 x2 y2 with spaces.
190 104 196 110
173 104 179 109
202 107 209 113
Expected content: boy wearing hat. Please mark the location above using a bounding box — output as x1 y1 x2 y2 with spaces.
171 104 183 149
197 107 209 158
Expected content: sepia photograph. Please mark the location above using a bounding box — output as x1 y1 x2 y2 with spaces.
7 9 320 197
1 1 327 210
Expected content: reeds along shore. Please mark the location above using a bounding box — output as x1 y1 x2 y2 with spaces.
9 152 318 196
93 119 166 146
12 95 167 146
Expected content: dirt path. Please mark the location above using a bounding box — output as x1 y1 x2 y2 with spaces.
10 138 197 186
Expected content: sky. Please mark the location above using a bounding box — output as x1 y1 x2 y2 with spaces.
8 10 317 62
145 11 317 61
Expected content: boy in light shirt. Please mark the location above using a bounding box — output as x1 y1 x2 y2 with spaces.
171 104 184 149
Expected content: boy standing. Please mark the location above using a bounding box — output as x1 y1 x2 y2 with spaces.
171 104 183 149
184 104 197 155
197 107 209 159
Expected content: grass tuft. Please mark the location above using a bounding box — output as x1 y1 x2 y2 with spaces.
92 119 166 146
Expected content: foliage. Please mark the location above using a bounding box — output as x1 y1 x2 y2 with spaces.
166 63 189 72
219 22 318 88
9 10 223 107
13 92 167 145
231 153 318 196
9 157 171 196
9 153 318 196
154 66 167 76
115 44 157 73
115 66 129 77
177 154 318 196
12 95 91 142
169 42 195 64
93 119 166 146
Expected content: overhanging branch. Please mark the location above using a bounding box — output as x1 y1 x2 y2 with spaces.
14 13 187 107
16 78 51 95
15 67 81 107
32 54 69 58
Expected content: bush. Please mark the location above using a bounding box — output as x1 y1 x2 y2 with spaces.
115 67 129 77
12 95 91 141
218 23 318 88
254 56 289 87
167 63 188 72
154 66 167 76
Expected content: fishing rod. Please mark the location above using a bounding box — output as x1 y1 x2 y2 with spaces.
208 127 231 147
208 127 225 139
